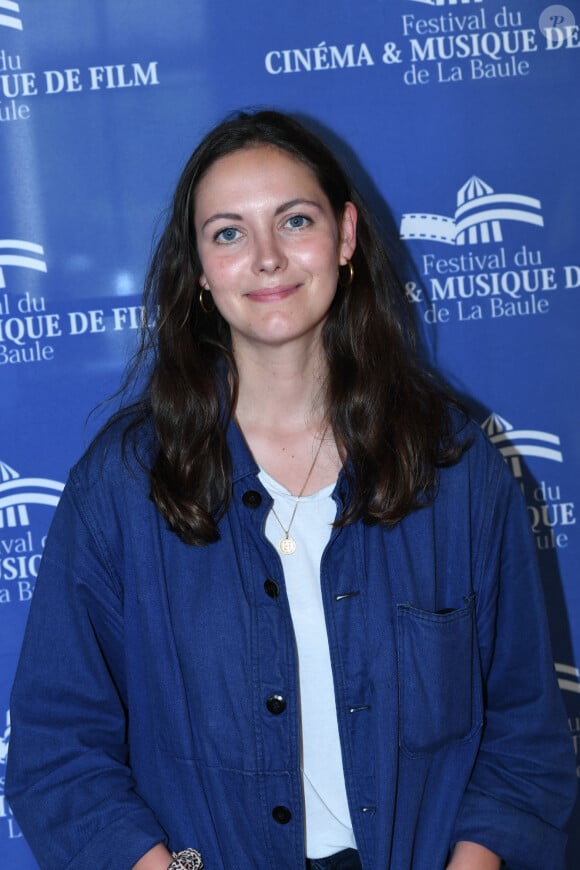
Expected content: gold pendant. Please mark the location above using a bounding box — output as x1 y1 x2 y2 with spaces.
279 535 297 555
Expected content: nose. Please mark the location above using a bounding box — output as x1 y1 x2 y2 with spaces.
252 230 287 274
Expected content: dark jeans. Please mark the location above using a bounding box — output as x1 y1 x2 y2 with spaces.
305 848 362 870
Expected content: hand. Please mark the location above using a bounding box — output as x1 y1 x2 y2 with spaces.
447 840 501 869
131 843 173 870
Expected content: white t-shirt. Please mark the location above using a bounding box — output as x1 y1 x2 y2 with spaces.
258 468 356 859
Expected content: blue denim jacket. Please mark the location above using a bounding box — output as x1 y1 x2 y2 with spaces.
6 418 576 869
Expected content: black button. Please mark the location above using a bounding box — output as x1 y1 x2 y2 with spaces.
242 490 262 508
266 694 286 715
264 579 279 598
272 805 292 824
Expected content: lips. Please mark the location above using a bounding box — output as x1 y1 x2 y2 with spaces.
245 284 300 302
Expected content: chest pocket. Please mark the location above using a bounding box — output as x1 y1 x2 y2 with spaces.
397 596 482 755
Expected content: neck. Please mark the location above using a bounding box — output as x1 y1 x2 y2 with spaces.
231 338 341 496
233 338 328 433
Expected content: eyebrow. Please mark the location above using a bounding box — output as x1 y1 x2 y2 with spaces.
200 198 324 232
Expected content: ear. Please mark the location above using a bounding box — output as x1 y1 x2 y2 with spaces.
198 274 210 291
338 201 357 265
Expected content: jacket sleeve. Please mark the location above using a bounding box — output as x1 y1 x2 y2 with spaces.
5 466 168 869
451 447 577 869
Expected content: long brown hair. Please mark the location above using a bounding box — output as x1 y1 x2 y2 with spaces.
121 110 466 544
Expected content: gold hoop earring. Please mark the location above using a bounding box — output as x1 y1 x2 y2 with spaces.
339 259 354 288
199 287 215 314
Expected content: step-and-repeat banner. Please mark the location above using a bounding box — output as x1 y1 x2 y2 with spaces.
1 0 579 866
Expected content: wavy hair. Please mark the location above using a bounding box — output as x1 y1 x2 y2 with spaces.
122 109 466 544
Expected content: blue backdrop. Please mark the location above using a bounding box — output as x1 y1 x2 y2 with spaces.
1 0 579 865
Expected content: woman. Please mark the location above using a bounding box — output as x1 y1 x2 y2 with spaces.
6 110 576 870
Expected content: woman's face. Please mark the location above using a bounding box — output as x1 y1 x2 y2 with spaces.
194 144 357 357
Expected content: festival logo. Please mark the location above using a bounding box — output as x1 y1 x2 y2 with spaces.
482 414 575 552
400 176 543 246
0 458 62 844
0 1 22 31
0 460 63 603
0 1 159 124
392 1 577 86
396 0 578 87
555 663 580 695
401 178 579 324
0 232 145 365
555 664 580 777
483 412 562 478
0 235 54 365
0 238 46 289
484 415 579 772
0 710 8 766
409 0 483 5
0 708 22 840
264 2 577 80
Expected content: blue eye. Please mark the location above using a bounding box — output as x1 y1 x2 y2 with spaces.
215 227 240 243
286 215 311 229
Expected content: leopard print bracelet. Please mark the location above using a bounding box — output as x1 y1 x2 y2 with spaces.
167 848 204 870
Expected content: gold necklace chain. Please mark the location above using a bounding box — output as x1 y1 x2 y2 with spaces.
269 426 328 556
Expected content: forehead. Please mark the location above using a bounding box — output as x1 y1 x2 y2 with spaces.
194 145 326 210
